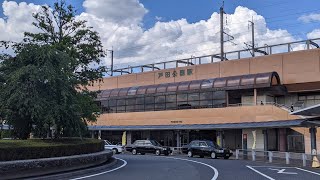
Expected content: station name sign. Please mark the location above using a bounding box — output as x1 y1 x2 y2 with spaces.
158 68 193 79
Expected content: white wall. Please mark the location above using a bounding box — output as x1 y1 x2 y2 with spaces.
242 129 264 150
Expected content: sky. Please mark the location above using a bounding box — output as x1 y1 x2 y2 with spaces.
1 0 320 70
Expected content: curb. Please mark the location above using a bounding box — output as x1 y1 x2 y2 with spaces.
25 157 118 180
0 150 113 180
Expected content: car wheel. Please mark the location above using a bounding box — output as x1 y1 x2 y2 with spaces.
211 152 216 159
187 151 193 157
112 148 118 155
155 150 161 156
200 155 204 158
132 149 137 155
224 156 230 159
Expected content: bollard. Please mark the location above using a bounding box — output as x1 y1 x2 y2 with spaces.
285 152 290 165
268 151 273 163
302 154 307 167
236 149 239 160
252 150 256 161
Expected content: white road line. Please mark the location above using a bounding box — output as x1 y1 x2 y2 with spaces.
295 167 320 176
246 165 275 180
69 158 127 180
166 157 219 180
250 165 294 168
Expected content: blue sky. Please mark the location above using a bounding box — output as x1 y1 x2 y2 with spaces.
1 0 320 36
1 0 320 67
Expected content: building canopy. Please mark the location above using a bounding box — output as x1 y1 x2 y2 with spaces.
97 72 281 100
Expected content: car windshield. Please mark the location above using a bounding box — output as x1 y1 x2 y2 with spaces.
150 140 161 146
104 140 112 145
206 141 220 148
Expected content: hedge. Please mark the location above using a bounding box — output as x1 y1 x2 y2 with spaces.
0 138 104 161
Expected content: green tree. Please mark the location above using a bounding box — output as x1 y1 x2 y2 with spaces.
0 0 105 139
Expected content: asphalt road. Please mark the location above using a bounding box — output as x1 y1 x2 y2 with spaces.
29 154 320 180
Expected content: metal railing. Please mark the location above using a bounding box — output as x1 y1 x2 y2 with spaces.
227 102 291 111
112 38 320 76
236 149 319 167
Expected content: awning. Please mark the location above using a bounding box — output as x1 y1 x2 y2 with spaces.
97 72 281 100
290 104 320 117
88 119 311 131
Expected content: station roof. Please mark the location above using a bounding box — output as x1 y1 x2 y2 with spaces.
88 119 318 131
97 72 281 99
290 104 320 117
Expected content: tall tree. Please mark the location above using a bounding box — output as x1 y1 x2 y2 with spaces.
0 0 105 139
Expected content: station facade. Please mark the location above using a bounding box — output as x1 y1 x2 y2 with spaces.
88 48 320 154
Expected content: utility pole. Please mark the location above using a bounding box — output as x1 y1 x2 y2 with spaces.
106 49 114 76
220 2 225 61
249 20 255 57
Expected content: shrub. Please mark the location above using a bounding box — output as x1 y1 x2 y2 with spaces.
0 138 104 161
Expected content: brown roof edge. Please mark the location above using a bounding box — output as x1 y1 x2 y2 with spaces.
285 82 320 93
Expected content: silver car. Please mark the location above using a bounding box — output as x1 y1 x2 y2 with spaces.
104 140 124 154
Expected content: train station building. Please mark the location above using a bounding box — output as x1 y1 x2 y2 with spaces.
87 40 320 154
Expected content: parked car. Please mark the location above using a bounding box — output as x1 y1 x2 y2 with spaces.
104 140 124 154
126 140 172 156
186 140 233 159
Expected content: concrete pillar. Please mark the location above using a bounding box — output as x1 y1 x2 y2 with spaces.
279 128 287 152
127 131 132 145
226 91 229 107
253 89 257 105
98 130 101 140
91 131 95 139
310 127 317 154
263 129 268 151
216 131 224 147
176 131 181 147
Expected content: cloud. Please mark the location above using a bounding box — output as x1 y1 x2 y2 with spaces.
82 0 148 26
155 16 163 21
0 1 305 69
0 1 41 42
307 29 320 39
298 13 320 23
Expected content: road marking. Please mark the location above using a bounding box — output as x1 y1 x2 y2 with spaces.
166 157 219 180
269 168 297 175
295 167 320 176
246 165 275 180
69 158 127 180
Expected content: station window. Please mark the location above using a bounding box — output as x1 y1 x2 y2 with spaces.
117 99 125 106
145 104 155 111
166 95 177 102
126 98 136 105
166 102 176 109
155 96 166 103
155 103 166 110
177 94 188 101
188 93 200 101
99 89 226 114
126 106 135 112
200 92 213 100
135 105 145 112
136 97 144 104
145 96 155 104
213 91 226 99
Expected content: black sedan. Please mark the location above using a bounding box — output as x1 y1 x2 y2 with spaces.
126 140 172 156
186 140 233 159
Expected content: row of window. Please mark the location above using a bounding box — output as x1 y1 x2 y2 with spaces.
97 91 226 113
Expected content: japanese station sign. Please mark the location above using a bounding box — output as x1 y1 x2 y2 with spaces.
158 68 193 79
